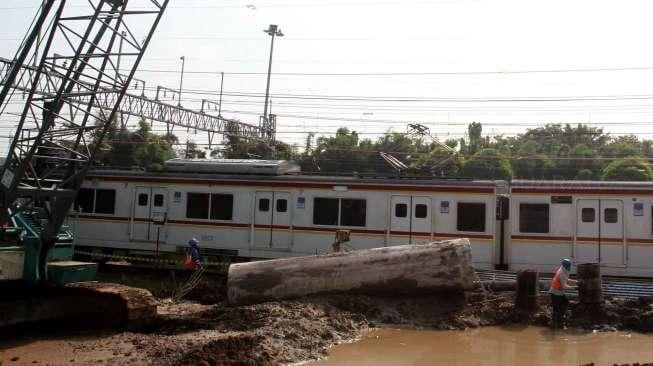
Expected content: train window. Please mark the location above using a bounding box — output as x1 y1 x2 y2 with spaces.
276 199 288 213
457 202 486 232
186 193 209 219
94 189 116 214
415 204 428 219
313 198 339 225
259 198 270 212
210 194 233 220
395 203 408 218
75 188 94 213
604 208 618 223
582 208 595 223
138 193 148 206
153 194 164 207
340 199 366 227
519 203 549 233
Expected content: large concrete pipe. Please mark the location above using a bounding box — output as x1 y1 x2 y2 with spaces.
227 238 476 305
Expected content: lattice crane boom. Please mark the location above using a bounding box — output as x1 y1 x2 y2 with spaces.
0 0 169 283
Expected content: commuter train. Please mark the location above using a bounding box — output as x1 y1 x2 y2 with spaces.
69 159 653 277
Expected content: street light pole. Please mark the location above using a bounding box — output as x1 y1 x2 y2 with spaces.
218 71 224 117
116 30 126 88
178 55 185 106
262 24 283 124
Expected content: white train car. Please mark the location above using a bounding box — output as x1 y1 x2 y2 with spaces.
69 160 501 269
508 180 653 277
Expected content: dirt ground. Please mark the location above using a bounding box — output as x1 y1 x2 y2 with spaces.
2 278 653 366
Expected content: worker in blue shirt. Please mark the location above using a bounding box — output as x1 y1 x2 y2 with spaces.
185 238 203 270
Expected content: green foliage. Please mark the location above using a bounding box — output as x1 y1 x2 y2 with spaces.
460 148 513 180
93 117 176 171
575 169 595 180
601 158 653 181
288 122 653 181
184 141 206 159
96 118 653 182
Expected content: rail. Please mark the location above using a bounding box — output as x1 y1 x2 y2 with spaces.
476 268 653 299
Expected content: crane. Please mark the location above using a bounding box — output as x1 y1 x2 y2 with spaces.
0 0 168 289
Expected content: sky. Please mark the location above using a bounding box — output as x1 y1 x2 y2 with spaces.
3 0 653 154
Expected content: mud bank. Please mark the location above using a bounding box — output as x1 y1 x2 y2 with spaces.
2 286 653 365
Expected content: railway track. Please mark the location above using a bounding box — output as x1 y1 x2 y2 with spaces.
89 249 653 300
476 269 653 299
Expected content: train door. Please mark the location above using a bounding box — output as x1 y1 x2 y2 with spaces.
132 187 167 242
272 192 292 249
389 195 431 245
253 191 292 249
149 188 168 242
575 199 624 265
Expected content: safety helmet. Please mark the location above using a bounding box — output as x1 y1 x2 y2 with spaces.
188 238 199 246
561 258 572 271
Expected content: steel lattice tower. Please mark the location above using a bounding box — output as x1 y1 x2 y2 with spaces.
0 0 169 280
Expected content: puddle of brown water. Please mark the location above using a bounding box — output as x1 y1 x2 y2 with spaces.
311 326 653 366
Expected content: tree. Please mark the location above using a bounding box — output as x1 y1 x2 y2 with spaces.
130 120 176 171
410 146 460 176
92 117 176 170
184 141 206 159
601 158 653 181
460 148 512 180
575 169 594 180
466 122 484 155
308 128 369 173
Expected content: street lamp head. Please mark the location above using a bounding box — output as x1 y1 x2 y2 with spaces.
264 24 280 35
180 56 185 61
276 30 284 37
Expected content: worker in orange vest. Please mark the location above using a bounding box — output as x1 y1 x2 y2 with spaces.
549 258 578 328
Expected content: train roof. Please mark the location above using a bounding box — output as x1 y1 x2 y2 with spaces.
163 158 301 175
512 179 653 189
86 168 504 188
512 179 653 194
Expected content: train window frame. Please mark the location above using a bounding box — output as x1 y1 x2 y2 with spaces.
313 197 367 227
276 199 288 213
456 202 486 232
94 189 116 215
519 203 550 234
259 198 270 212
313 197 339 226
395 203 408 218
153 194 164 208
604 208 618 223
581 207 595 223
415 204 428 219
74 188 116 215
210 193 234 221
138 193 148 206
186 192 210 219
75 188 95 213
340 198 366 227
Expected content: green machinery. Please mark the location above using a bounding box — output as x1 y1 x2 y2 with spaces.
0 209 95 285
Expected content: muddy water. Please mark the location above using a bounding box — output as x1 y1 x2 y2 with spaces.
311 327 653 366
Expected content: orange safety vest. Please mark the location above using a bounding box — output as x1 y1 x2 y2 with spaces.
550 266 563 291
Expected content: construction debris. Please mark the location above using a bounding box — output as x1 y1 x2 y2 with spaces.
0 282 157 329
